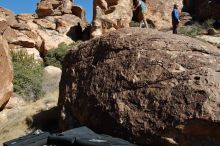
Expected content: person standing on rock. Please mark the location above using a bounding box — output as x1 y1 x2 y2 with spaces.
172 4 180 34
133 0 149 28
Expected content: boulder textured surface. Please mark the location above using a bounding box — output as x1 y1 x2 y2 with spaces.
91 0 133 37
0 36 13 110
59 28 220 146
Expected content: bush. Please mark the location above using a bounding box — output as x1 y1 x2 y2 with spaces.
202 19 215 28
129 21 140 27
179 23 204 37
12 50 44 100
179 19 216 37
44 42 81 68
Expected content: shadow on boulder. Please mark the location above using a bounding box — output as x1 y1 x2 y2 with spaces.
67 23 91 41
67 23 83 41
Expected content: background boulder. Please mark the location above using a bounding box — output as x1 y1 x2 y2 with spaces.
58 28 220 146
0 36 13 110
42 66 62 97
144 0 182 29
91 0 133 37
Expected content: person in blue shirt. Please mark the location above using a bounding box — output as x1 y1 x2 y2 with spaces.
133 0 148 28
172 4 180 34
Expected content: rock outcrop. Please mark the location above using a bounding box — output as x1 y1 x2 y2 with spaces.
0 2 86 56
183 0 220 19
36 0 74 18
58 28 220 146
91 0 133 38
0 36 13 110
0 2 86 109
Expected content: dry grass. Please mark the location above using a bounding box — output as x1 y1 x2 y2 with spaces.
0 90 58 145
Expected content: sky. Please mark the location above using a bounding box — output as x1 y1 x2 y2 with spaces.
0 0 93 22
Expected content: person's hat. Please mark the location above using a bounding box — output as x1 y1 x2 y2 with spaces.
174 4 178 7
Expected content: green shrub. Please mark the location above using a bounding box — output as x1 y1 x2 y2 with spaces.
202 18 215 28
129 21 140 27
44 42 81 68
179 23 204 37
179 19 216 37
12 50 44 100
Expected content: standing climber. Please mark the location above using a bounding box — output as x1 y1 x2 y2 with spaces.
172 4 180 34
133 0 148 28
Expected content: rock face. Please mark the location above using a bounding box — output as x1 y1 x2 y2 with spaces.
0 36 13 110
183 0 220 19
59 28 220 146
143 0 182 29
91 0 133 38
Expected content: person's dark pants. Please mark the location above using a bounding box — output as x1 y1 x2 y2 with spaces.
172 21 179 34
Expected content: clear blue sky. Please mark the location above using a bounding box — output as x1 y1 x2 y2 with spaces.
0 0 93 22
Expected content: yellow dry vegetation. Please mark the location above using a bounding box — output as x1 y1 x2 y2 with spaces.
0 91 58 146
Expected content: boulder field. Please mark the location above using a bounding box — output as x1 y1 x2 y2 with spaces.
58 28 220 146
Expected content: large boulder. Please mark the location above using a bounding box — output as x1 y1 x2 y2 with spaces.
0 36 13 110
58 28 220 146
91 0 133 38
